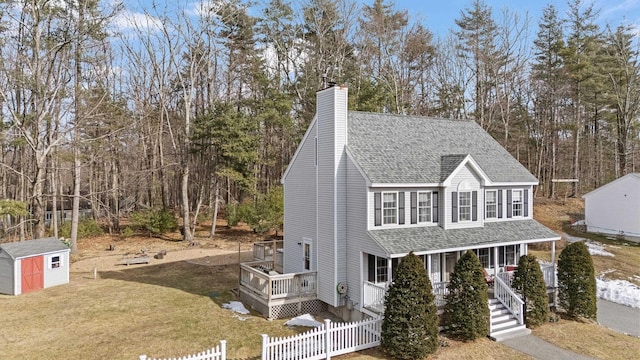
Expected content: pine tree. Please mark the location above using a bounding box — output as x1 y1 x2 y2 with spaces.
511 255 549 327
443 251 489 340
557 242 597 319
381 252 439 359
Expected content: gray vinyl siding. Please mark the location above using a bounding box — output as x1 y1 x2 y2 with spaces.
444 164 483 230
316 87 348 307
43 252 70 288
0 252 14 295
283 121 318 274
345 158 386 310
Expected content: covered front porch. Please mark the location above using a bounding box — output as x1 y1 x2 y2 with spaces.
362 243 558 315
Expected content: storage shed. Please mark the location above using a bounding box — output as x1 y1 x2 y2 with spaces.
0 237 70 295
583 173 640 238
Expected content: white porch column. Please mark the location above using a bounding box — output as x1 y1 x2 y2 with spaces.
520 243 527 256
427 254 432 282
493 246 499 276
551 241 556 264
387 258 393 285
441 253 446 282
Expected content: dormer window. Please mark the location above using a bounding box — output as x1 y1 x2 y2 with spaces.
459 191 472 221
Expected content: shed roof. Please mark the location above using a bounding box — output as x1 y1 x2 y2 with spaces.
368 220 560 256
346 112 538 184
0 237 70 260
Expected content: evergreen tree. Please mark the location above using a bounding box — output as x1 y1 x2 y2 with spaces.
381 252 439 359
557 242 597 319
443 251 489 340
511 255 549 327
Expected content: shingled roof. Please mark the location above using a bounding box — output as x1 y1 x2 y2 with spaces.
346 112 537 184
368 220 560 256
0 237 69 260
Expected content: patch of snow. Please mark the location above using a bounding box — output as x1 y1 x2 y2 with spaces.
563 233 587 243
223 301 250 315
571 220 585 226
585 242 615 257
285 314 323 327
596 278 640 309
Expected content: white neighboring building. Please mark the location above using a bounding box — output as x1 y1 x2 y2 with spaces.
583 173 640 238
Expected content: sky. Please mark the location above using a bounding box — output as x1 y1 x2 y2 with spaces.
391 0 640 36
117 0 640 39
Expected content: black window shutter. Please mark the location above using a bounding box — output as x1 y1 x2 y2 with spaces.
410 192 417 224
497 189 503 218
452 192 458 223
368 254 375 282
524 189 529 217
432 192 439 223
374 193 381 226
472 191 478 221
507 190 513 218
398 192 405 225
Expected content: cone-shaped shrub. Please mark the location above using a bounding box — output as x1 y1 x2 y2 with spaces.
557 241 597 319
511 255 549 327
381 252 439 359
443 251 489 340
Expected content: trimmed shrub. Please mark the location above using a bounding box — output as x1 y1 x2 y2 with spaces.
511 255 549 327
381 252 439 359
58 219 103 239
129 208 179 236
443 251 489 340
557 241 597 319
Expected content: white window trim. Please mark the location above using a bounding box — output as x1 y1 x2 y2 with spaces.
512 189 523 217
50 254 62 269
485 190 497 219
375 256 388 284
417 191 432 223
458 191 472 222
382 192 398 225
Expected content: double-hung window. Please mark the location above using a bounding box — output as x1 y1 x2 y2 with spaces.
485 190 497 219
512 190 523 217
382 192 397 225
459 191 471 221
476 248 490 268
51 255 61 269
368 254 388 284
417 191 431 223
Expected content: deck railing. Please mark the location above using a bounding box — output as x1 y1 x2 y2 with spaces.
240 261 316 301
540 264 556 288
252 241 284 273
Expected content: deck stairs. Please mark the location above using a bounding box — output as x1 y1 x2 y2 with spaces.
488 298 530 342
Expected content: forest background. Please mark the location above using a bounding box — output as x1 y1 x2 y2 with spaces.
1 0 639 251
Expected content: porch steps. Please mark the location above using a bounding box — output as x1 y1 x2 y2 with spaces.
488 298 530 342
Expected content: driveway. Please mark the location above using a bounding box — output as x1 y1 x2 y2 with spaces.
597 299 640 337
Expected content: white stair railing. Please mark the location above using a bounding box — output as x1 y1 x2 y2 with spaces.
493 275 524 328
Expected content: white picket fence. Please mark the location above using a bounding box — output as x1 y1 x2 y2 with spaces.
139 341 226 360
261 317 382 360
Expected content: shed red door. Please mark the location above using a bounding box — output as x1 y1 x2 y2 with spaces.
21 256 44 294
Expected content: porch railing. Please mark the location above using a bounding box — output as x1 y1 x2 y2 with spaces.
432 281 449 307
492 275 524 332
363 281 386 313
252 241 284 273
363 281 450 313
540 264 556 288
240 261 316 301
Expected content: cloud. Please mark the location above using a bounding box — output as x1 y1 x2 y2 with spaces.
111 9 162 32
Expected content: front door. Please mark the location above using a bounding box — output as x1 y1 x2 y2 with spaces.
21 256 44 294
303 239 312 271
445 252 457 281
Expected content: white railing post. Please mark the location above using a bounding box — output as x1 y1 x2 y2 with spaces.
325 319 332 360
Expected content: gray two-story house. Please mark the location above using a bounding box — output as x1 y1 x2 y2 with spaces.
239 85 560 341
